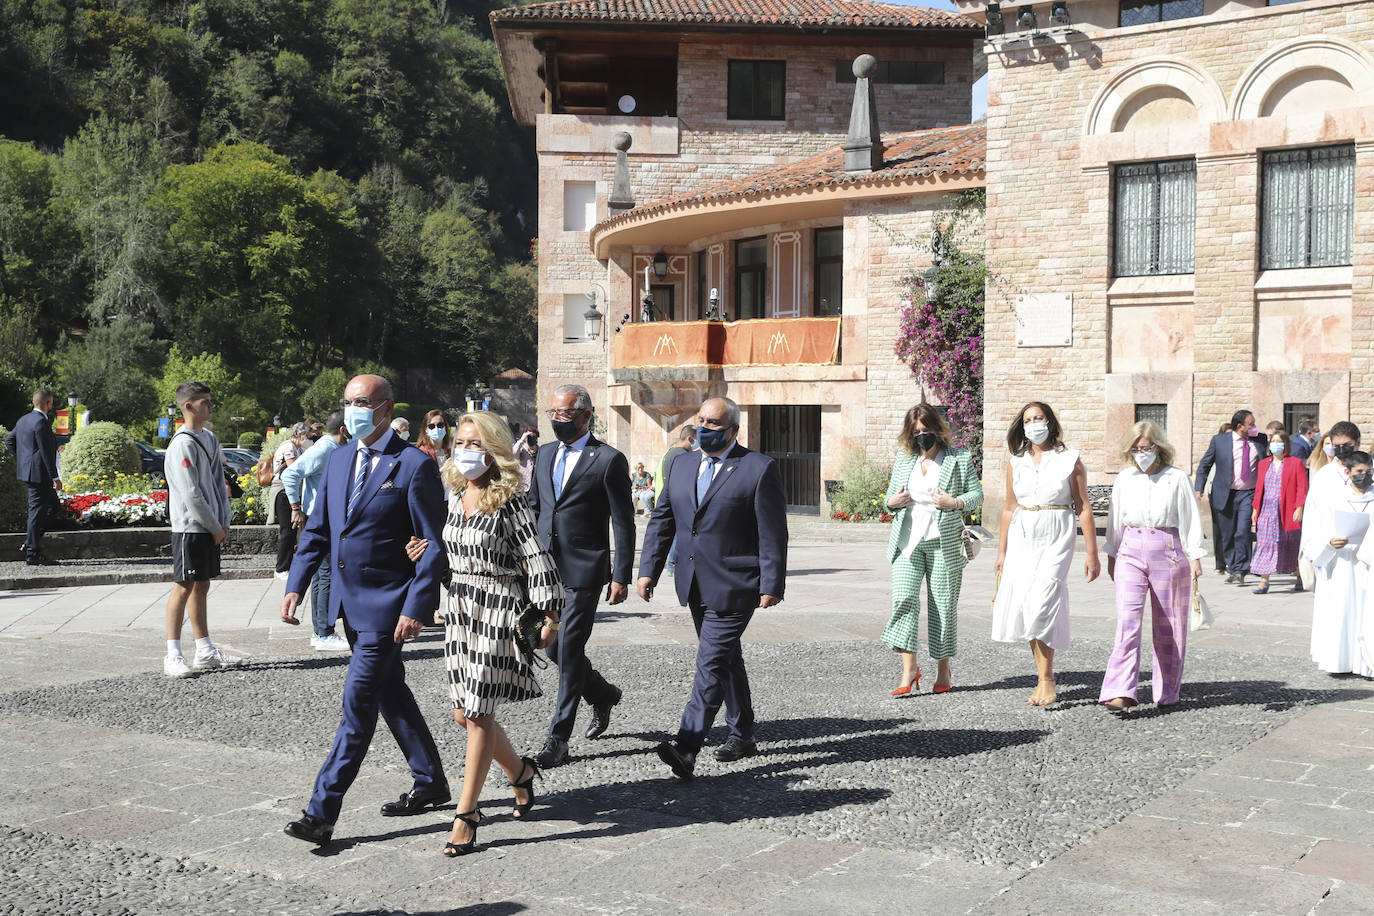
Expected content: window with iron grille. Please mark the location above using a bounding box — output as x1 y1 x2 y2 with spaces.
1261 145 1354 270
1135 403 1168 434
1283 403 1320 435
1119 0 1203 27
1113 160 1195 277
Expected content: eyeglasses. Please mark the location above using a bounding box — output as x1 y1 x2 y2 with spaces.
1128 446 1156 454
340 397 388 409
426 423 446 430
696 416 729 429
545 409 587 421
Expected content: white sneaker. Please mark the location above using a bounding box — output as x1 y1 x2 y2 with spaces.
311 634 351 652
191 646 242 669
274 570 290 581
164 655 194 679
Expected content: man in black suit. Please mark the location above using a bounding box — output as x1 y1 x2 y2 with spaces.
5 389 63 566
527 383 636 768
1194 409 1268 585
637 396 788 781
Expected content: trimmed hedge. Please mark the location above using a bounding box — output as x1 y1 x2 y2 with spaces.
60 421 141 480
237 431 263 451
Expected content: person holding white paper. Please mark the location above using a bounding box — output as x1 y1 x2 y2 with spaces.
1302 450 1374 678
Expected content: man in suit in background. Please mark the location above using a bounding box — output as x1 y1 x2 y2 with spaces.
5 388 62 566
528 383 636 769
278 374 450 847
1195 409 1268 586
1290 417 1317 465
638 396 788 781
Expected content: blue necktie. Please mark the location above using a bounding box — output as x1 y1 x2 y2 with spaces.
347 447 372 520
696 457 718 507
552 445 568 500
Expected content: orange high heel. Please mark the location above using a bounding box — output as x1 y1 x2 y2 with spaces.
891 669 921 697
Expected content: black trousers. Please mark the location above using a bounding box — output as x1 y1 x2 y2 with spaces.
25 481 60 559
1215 488 1255 575
274 489 297 572
545 585 616 741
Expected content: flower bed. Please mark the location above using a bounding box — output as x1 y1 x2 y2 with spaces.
61 488 169 527
832 509 894 523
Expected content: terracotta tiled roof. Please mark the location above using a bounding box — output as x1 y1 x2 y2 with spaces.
492 0 979 31
595 121 985 232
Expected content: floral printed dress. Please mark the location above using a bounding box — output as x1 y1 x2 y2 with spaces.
439 492 563 717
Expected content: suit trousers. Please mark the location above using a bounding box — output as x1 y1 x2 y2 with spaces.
546 586 615 740
676 581 755 753
1214 488 1255 575
307 618 446 824
25 482 60 559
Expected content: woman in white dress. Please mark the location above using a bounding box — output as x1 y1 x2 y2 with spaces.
991 402 1099 706
1302 449 1374 678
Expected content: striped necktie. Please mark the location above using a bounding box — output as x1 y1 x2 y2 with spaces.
347 447 372 520
696 456 718 507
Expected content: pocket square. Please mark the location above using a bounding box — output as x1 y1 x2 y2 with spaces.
380 481 395 489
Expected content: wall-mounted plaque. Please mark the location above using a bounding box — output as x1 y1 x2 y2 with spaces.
1015 293 1073 347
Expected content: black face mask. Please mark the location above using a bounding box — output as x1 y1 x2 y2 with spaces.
1351 471 1372 491
915 432 938 453
551 418 584 443
1335 442 1357 460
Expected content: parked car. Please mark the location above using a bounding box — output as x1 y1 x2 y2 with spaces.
135 442 166 480
222 448 259 476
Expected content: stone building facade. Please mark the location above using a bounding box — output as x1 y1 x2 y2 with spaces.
493 0 986 507
962 0 1374 515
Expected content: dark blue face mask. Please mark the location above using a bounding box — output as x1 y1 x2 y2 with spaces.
696 424 734 454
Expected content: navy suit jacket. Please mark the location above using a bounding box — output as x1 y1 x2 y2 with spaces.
1194 430 1268 510
638 442 788 611
286 432 449 632
4 410 58 484
527 434 636 589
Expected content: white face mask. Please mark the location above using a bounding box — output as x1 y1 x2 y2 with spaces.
395 429 409 441
1024 420 1049 445
1133 450 1157 472
454 448 490 480
1324 442 1336 457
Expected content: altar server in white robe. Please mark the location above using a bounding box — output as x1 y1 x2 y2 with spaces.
1302 449 1374 678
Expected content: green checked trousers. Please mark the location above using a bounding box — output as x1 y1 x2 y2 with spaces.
882 536 961 660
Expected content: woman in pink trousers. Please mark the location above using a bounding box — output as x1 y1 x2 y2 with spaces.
1100 420 1204 712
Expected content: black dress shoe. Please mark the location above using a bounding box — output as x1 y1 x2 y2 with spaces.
656 740 696 782
380 785 451 817
712 737 758 762
533 736 570 769
584 685 623 739
284 812 333 846
25 555 60 566
1224 573 1238 585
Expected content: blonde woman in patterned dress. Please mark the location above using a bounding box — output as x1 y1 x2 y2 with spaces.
405 411 563 857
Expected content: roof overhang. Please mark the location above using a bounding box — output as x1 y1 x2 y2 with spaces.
589 170 985 257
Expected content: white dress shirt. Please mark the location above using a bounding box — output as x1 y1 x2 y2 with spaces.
554 430 593 492
1106 465 1205 560
353 426 395 478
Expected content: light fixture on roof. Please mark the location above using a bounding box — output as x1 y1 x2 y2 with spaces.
985 2 1005 36
1050 1 1070 26
1017 5 1037 32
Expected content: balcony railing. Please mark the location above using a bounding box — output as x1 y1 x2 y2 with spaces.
613 317 841 370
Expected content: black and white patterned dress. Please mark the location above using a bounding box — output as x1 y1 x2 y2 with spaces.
440 492 563 716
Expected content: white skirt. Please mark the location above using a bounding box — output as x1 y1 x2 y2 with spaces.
991 507 1074 651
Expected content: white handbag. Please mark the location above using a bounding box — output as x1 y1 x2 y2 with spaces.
1190 588 1213 632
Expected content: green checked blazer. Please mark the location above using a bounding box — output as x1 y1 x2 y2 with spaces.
884 447 984 571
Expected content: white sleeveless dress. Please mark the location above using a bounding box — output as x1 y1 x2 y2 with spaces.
991 448 1079 651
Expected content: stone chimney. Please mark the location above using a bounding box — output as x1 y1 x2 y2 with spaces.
843 54 883 174
608 131 635 213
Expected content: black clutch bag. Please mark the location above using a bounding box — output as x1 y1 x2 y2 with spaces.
513 603 549 668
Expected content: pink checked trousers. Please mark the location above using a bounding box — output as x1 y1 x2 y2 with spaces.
1099 527 1190 706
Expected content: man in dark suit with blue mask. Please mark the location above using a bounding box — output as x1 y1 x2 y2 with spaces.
527 383 636 769
278 374 450 847
638 396 788 781
5 388 63 566
1194 409 1268 585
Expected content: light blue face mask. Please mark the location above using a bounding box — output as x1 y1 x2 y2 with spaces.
1269 441 1285 456
344 405 377 440
427 426 446 443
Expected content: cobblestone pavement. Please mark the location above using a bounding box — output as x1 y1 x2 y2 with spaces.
1 540 1372 914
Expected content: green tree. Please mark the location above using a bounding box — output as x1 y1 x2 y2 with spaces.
56 315 167 428
299 366 347 420
155 344 262 442
0 139 81 335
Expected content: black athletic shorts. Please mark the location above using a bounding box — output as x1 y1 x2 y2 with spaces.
171 532 221 583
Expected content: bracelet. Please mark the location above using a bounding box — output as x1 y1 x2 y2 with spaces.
544 620 560 632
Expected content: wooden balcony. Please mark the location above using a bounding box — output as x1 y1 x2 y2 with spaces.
612 317 842 374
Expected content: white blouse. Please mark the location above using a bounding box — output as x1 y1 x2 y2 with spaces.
902 450 945 551
1105 465 1206 560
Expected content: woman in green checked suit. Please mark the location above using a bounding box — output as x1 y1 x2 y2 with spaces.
882 403 983 695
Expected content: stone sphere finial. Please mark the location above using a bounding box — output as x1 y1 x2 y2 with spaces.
612 131 633 152
853 54 877 79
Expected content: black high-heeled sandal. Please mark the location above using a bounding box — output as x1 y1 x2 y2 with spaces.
511 755 540 818
443 808 482 857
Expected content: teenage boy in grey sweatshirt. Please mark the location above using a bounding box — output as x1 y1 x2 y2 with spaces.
162 380 238 679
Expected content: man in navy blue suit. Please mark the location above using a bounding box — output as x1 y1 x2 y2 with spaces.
4 388 63 566
637 396 788 781
278 374 450 847
1194 409 1268 585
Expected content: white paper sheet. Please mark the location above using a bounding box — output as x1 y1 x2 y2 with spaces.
1332 510 1371 544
